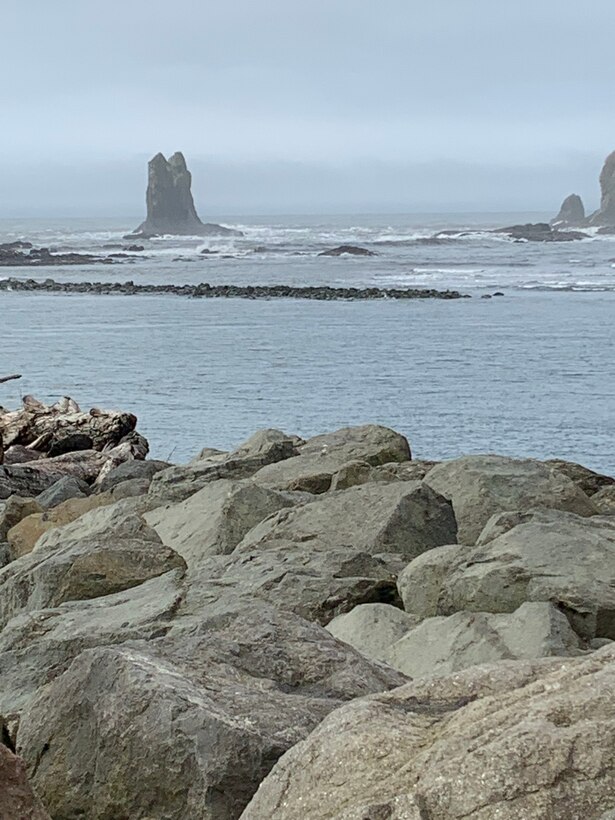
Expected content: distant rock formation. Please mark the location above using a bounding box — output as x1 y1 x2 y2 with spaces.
588 151 615 226
318 245 376 257
128 152 243 238
551 194 585 227
497 223 588 242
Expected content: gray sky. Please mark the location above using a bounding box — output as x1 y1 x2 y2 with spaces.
2 0 615 215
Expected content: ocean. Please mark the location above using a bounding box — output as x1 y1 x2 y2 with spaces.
1 214 614 472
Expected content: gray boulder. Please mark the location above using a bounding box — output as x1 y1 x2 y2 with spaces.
35 475 89 509
149 429 299 503
383 602 582 678
253 424 411 493
0 501 185 629
96 458 170 493
240 645 615 820
17 603 405 820
398 509 615 639
238 481 456 562
0 464 67 500
326 603 420 662
0 569 185 717
546 458 614 497
129 151 243 238
423 454 597 545
145 479 295 566
593 486 615 514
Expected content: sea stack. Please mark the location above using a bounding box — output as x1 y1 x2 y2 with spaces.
128 152 243 238
551 193 585 227
588 150 615 226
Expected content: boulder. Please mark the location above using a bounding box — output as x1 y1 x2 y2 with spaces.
0 569 185 717
546 458 615 497
35 475 89 509
6 492 117 559
17 603 405 820
129 151 243 238
240 645 615 820
0 496 42 542
398 509 615 640
0 464 67 500
593 486 615 514
238 481 456 562
145 479 294 567
253 425 411 493
0 501 185 629
149 429 299 503
110 477 152 499
588 150 615 226
186 546 403 626
326 603 421 662
423 455 597 545
0 742 50 820
95 458 170 493
551 193 585 227
383 602 582 678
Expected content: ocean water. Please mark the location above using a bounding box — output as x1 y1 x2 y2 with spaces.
1 214 615 472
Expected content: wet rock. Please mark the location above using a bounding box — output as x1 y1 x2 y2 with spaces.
551 193 586 226
423 454 597 545
318 245 376 256
497 222 588 241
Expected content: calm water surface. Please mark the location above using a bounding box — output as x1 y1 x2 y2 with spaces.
2 289 613 472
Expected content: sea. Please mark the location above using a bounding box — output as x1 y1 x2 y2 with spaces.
1 213 614 473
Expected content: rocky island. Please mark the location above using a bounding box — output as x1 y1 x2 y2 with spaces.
2 390 615 819
127 152 243 239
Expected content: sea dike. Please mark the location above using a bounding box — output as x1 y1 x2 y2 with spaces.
2 394 615 818
0 277 467 300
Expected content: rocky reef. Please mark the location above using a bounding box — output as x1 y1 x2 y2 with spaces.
497 222 588 242
551 193 586 227
127 152 243 239
0 277 467 300
0 241 131 267
2 403 615 818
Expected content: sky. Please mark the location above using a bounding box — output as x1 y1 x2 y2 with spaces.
2 0 615 216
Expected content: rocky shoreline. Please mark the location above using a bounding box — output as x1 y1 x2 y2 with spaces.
0 276 468 300
2 398 615 818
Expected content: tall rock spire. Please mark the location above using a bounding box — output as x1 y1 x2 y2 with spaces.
588 151 615 226
129 152 242 238
551 193 585 227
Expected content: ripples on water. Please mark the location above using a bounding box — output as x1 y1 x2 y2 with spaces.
1 214 614 472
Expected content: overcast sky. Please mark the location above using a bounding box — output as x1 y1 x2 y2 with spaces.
2 0 615 215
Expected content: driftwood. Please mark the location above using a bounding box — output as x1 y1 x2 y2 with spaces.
0 395 137 455
0 396 148 492
0 374 21 385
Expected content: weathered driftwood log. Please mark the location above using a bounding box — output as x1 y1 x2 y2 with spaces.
0 433 150 499
0 396 138 456
0 374 22 384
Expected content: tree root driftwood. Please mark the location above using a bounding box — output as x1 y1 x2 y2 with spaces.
0 395 149 497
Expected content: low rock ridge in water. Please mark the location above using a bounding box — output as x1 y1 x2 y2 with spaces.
0 276 468 299
1 406 615 819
